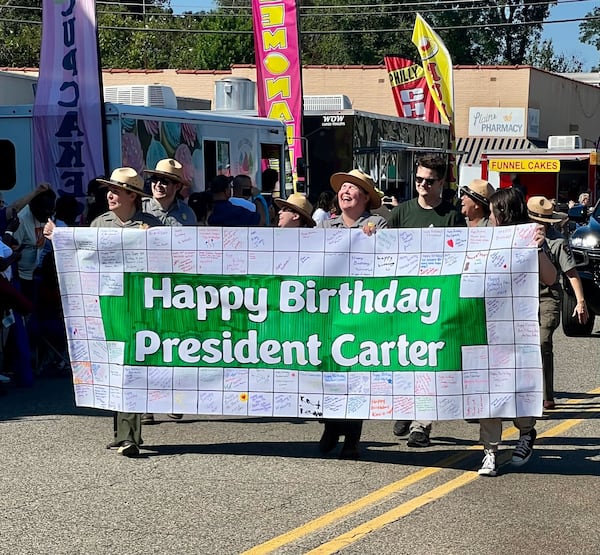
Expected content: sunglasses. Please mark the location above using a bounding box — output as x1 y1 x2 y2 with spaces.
154 177 177 186
415 176 438 186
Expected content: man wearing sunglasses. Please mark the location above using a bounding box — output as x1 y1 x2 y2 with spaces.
143 158 197 227
388 154 466 448
141 158 197 425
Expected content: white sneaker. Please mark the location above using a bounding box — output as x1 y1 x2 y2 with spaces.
478 448 497 477
0 374 10 384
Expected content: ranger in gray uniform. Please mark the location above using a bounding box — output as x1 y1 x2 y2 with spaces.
141 158 196 425
143 158 197 227
45 167 162 457
317 169 387 460
527 196 588 410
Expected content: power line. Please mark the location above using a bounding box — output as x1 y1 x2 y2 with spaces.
2 0 598 20
0 14 597 33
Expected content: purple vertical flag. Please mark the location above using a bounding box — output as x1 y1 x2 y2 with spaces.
34 0 105 197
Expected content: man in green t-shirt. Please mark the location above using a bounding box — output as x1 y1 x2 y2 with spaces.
388 154 466 448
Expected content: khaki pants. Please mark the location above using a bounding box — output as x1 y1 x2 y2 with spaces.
479 417 536 450
539 295 560 402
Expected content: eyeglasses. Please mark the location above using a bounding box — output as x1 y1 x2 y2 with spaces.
415 176 438 186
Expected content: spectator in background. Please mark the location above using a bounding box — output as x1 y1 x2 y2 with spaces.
85 178 109 225
254 168 279 226
13 187 56 299
230 175 258 215
442 187 459 209
312 191 335 225
55 196 84 227
143 158 197 226
188 191 212 225
208 175 259 227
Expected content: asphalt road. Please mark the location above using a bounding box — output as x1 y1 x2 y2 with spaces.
1 325 599 555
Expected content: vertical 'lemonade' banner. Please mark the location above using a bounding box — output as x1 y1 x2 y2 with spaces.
52 225 544 421
384 56 441 124
412 14 457 187
34 0 106 198
252 0 303 187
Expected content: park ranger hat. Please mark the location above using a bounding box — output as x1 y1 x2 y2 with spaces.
144 158 188 186
96 167 149 197
460 179 495 206
527 196 567 223
330 169 382 209
274 193 315 227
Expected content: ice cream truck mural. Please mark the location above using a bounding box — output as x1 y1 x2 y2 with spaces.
0 102 287 203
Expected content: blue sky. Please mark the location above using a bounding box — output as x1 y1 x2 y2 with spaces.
172 0 598 71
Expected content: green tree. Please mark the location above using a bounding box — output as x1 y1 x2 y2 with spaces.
524 39 583 72
0 0 42 66
580 6 600 71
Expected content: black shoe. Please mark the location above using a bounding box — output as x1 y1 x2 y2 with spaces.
319 426 340 454
167 413 183 420
393 420 410 437
141 413 155 425
339 440 360 460
407 430 430 448
106 440 120 450
117 441 139 457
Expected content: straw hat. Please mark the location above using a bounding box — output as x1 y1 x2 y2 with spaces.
144 158 187 185
273 193 315 227
330 169 382 209
460 179 495 206
96 167 149 196
527 195 567 223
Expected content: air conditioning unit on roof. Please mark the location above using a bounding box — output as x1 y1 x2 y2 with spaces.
103 85 178 109
547 135 582 149
304 95 352 111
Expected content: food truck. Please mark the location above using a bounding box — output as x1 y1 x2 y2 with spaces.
480 136 599 205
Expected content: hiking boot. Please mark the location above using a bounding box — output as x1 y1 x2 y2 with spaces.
477 449 497 477
393 420 410 437
167 413 183 420
511 428 537 466
407 430 430 448
117 441 139 457
141 413 155 425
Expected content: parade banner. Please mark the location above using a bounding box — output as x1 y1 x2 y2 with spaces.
252 0 303 185
34 0 105 197
384 56 441 123
52 225 543 420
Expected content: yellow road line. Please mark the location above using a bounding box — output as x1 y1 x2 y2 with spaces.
307 399 600 555
240 449 480 555
243 388 600 555
305 471 480 555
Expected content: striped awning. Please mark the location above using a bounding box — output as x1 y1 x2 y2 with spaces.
456 137 539 166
